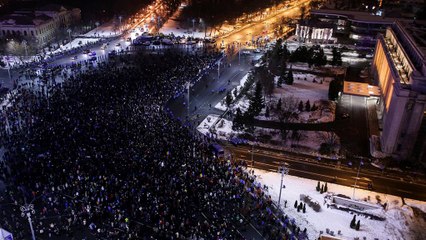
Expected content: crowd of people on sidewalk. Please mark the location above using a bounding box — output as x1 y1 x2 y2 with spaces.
0 49 306 239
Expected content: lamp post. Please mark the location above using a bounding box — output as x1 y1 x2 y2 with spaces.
20 204 36 240
119 16 123 33
217 59 221 79
22 40 28 57
67 29 72 48
278 164 289 207
187 81 190 116
352 160 363 199
4 56 12 83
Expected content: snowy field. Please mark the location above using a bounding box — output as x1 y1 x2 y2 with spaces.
215 73 250 111
254 169 426 240
216 72 336 123
82 21 120 38
197 114 341 157
51 38 100 54
275 73 331 103
160 5 207 38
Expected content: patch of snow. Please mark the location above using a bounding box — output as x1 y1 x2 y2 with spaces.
52 38 100 54
253 169 426 240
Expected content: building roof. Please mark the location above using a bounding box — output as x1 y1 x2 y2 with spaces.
343 81 381 97
0 12 52 26
396 21 426 58
311 9 398 24
299 18 334 29
36 4 67 12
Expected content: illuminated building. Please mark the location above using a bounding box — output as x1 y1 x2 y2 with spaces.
0 4 81 46
295 19 335 43
310 9 397 46
371 21 426 160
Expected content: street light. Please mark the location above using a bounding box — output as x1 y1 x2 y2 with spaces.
20 204 36 240
186 81 191 116
119 16 123 33
22 40 28 57
278 164 289 207
352 160 364 199
67 29 72 48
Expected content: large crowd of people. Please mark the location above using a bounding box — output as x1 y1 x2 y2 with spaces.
0 49 306 239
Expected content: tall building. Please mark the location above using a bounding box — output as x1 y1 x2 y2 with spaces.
0 4 80 46
371 21 426 161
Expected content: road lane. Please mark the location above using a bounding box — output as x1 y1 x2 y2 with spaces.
228 145 426 201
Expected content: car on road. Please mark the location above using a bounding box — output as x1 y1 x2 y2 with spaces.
71 56 78 61
241 50 250 55
89 56 97 62
83 49 91 54
254 48 261 53
217 87 226 93
153 40 161 45
229 138 248 146
88 51 96 57
161 38 174 45
115 43 121 47
108 50 117 57
100 44 108 50
126 37 132 42
341 113 350 119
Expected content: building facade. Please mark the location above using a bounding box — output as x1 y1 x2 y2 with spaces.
0 4 80 46
371 21 426 160
295 19 335 43
310 9 396 46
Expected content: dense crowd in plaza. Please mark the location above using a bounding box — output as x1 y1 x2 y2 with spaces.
0 50 306 239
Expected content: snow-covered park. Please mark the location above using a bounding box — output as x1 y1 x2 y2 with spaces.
197 114 341 157
215 72 336 123
82 20 121 38
254 169 426 240
159 4 207 39
51 38 100 54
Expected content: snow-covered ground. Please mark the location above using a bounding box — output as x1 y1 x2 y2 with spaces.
215 73 250 111
51 38 100 54
218 72 336 123
274 73 331 102
197 114 341 157
160 5 207 39
82 20 120 38
254 169 426 240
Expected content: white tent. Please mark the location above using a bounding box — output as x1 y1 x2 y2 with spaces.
0 228 13 240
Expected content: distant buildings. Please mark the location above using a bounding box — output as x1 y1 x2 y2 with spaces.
295 19 335 43
0 4 80 46
310 9 397 46
371 21 426 161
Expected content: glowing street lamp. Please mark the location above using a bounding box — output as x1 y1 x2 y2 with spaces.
20 204 36 240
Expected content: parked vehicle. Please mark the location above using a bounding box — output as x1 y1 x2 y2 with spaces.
209 143 224 158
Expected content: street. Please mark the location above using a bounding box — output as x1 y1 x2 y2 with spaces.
219 0 310 46
227 144 426 201
166 49 261 126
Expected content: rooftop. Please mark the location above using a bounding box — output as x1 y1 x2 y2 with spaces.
397 21 426 57
36 4 67 12
311 9 398 24
0 12 52 26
